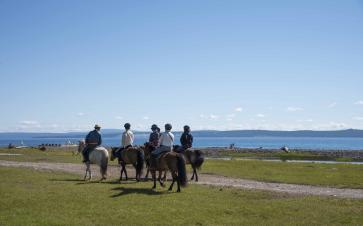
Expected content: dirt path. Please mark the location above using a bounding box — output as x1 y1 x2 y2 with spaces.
1 160 363 199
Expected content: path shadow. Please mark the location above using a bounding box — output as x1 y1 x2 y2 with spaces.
110 186 170 197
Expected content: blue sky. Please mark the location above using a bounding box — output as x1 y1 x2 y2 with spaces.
0 0 363 132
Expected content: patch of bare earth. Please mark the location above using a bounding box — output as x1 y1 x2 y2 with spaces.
1 160 362 199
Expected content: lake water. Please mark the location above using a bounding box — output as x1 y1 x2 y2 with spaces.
1 135 363 151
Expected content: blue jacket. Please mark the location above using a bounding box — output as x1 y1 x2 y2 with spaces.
85 130 102 145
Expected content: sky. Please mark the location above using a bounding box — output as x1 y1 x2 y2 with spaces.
0 0 363 132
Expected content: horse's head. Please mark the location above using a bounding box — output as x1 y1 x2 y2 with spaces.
77 140 85 153
110 147 119 161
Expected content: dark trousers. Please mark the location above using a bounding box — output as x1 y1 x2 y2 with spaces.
82 144 98 162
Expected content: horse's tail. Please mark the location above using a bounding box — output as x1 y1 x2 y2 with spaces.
136 149 144 175
194 150 205 170
177 154 187 187
100 152 108 178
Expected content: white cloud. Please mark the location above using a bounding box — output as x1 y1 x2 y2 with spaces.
115 116 123 120
287 107 303 112
297 119 313 123
200 114 220 120
77 112 85 117
353 116 363 121
328 102 337 108
19 120 39 125
354 100 363 105
210 114 219 120
256 114 265 118
143 116 149 120
235 107 243 112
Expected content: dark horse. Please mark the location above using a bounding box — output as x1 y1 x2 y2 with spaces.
173 145 204 182
142 143 187 192
143 142 166 182
110 146 144 182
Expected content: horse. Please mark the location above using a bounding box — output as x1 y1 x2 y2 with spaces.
78 140 109 181
110 146 144 182
173 145 204 182
143 142 167 182
143 143 187 192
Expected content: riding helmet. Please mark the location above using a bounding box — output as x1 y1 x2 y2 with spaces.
151 124 158 130
165 123 172 131
124 123 131 130
184 125 190 132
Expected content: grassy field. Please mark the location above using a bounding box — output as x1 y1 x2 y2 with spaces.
1 148 363 188
202 159 363 189
0 148 118 166
212 150 361 162
0 167 362 226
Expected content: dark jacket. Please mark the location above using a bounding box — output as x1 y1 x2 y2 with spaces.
85 130 102 146
180 132 193 149
149 131 160 147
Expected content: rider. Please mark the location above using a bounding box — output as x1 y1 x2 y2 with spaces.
179 125 193 152
152 123 174 157
121 123 134 149
83 124 102 163
149 124 160 151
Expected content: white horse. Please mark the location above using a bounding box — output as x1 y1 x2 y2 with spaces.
78 140 109 181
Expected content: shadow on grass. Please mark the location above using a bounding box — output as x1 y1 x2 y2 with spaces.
110 186 171 197
50 178 85 182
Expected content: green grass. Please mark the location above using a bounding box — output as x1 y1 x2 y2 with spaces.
2 148 363 188
0 167 362 226
202 159 363 188
0 148 118 166
217 150 359 162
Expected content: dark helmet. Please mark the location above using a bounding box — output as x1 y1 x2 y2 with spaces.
165 123 172 131
156 127 161 132
124 123 131 130
184 125 190 132
151 124 158 130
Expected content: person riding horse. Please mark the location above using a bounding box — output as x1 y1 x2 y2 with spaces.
149 124 160 151
114 123 134 159
178 125 193 152
151 123 174 166
82 124 102 163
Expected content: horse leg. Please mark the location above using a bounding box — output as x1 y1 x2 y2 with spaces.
191 165 195 181
194 168 198 182
89 168 92 181
162 171 167 182
176 177 181 192
119 165 124 182
158 171 165 187
84 169 88 181
168 176 175 191
124 166 128 181
144 168 149 180
151 170 156 189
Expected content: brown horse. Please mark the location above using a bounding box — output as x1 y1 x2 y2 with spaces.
173 145 204 182
142 142 167 182
142 143 187 192
110 146 144 182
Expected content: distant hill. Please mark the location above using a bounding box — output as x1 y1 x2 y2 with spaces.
0 129 362 139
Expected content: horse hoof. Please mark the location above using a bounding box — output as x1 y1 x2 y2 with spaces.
152 186 156 189
177 189 181 192
160 183 165 187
